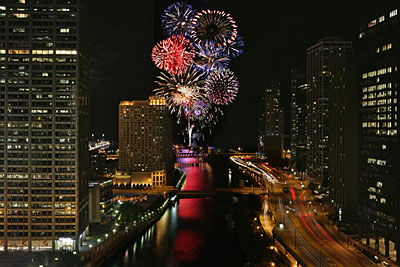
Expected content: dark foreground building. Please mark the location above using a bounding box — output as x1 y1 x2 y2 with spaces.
0 0 89 251
326 52 359 222
306 37 352 186
290 69 308 177
358 5 400 261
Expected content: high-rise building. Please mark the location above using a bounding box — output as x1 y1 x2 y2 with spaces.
262 79 284 166
358 5 400 261
290 70 308 176
306 37 352 185
326 52 358 221
0 0 89 251
114 96 173 188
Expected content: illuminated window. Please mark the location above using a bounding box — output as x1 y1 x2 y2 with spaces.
32 50 53 55
12 13 28 18
55 50 77 55
378 16 385 23
368 20 376 27
390 9 398 18
8 49 29 54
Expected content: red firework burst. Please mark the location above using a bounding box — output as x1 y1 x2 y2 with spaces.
151 35 194 74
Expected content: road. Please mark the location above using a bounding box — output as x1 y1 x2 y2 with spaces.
231 156 375 266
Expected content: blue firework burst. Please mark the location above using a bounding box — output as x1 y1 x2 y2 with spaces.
161 2 195 37
193 42 231 73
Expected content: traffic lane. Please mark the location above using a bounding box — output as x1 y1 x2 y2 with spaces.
290 186 370 266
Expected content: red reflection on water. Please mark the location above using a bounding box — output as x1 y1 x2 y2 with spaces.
173 156 213 262
174 229 205 261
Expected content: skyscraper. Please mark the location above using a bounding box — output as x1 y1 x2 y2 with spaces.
262 79 284 166
358 5 400 261
290 70 308 176
115 96 173 188
326 52 358 221
0 0 88 251
306 37 352 185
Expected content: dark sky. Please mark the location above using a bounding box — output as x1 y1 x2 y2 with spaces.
88 0 383 149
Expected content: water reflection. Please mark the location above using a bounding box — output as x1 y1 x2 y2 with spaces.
110 157 220 267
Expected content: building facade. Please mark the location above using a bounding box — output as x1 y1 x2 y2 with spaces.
0 0 89 251
290 70 308 175
262 79 284 166
358 5 400 261
306 37 352 185
115 96 173 188
326 52 358 222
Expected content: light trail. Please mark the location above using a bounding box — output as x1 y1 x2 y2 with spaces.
229 156 277 184
291 187 326 247
278 198 329 267
262 199 273 236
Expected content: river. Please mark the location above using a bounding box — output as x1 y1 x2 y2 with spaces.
108 156 244 267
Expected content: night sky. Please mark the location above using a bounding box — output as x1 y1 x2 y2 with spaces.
88 0 383 149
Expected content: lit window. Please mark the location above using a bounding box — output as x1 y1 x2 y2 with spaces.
12 13 28 18
8 49 29 54
390 9 398 18
368 20 376 27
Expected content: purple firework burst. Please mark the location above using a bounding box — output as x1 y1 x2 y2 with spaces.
205 68 239 105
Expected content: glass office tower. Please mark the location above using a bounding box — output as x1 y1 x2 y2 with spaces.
0 0 88 251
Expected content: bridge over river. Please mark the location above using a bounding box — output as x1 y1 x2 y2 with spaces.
113 186 269 199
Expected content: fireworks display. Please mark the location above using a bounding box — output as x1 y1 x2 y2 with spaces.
151 3 244 145
223 34 244 58
190 9 238 47
193 42 230 72
154 66 205 116
161 2 195 37
205 68 239 105
151 35 195 75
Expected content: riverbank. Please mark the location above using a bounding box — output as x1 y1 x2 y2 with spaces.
81 168 186 266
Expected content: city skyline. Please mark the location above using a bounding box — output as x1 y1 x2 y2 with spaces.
88 0 387 148
1 0 400 266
